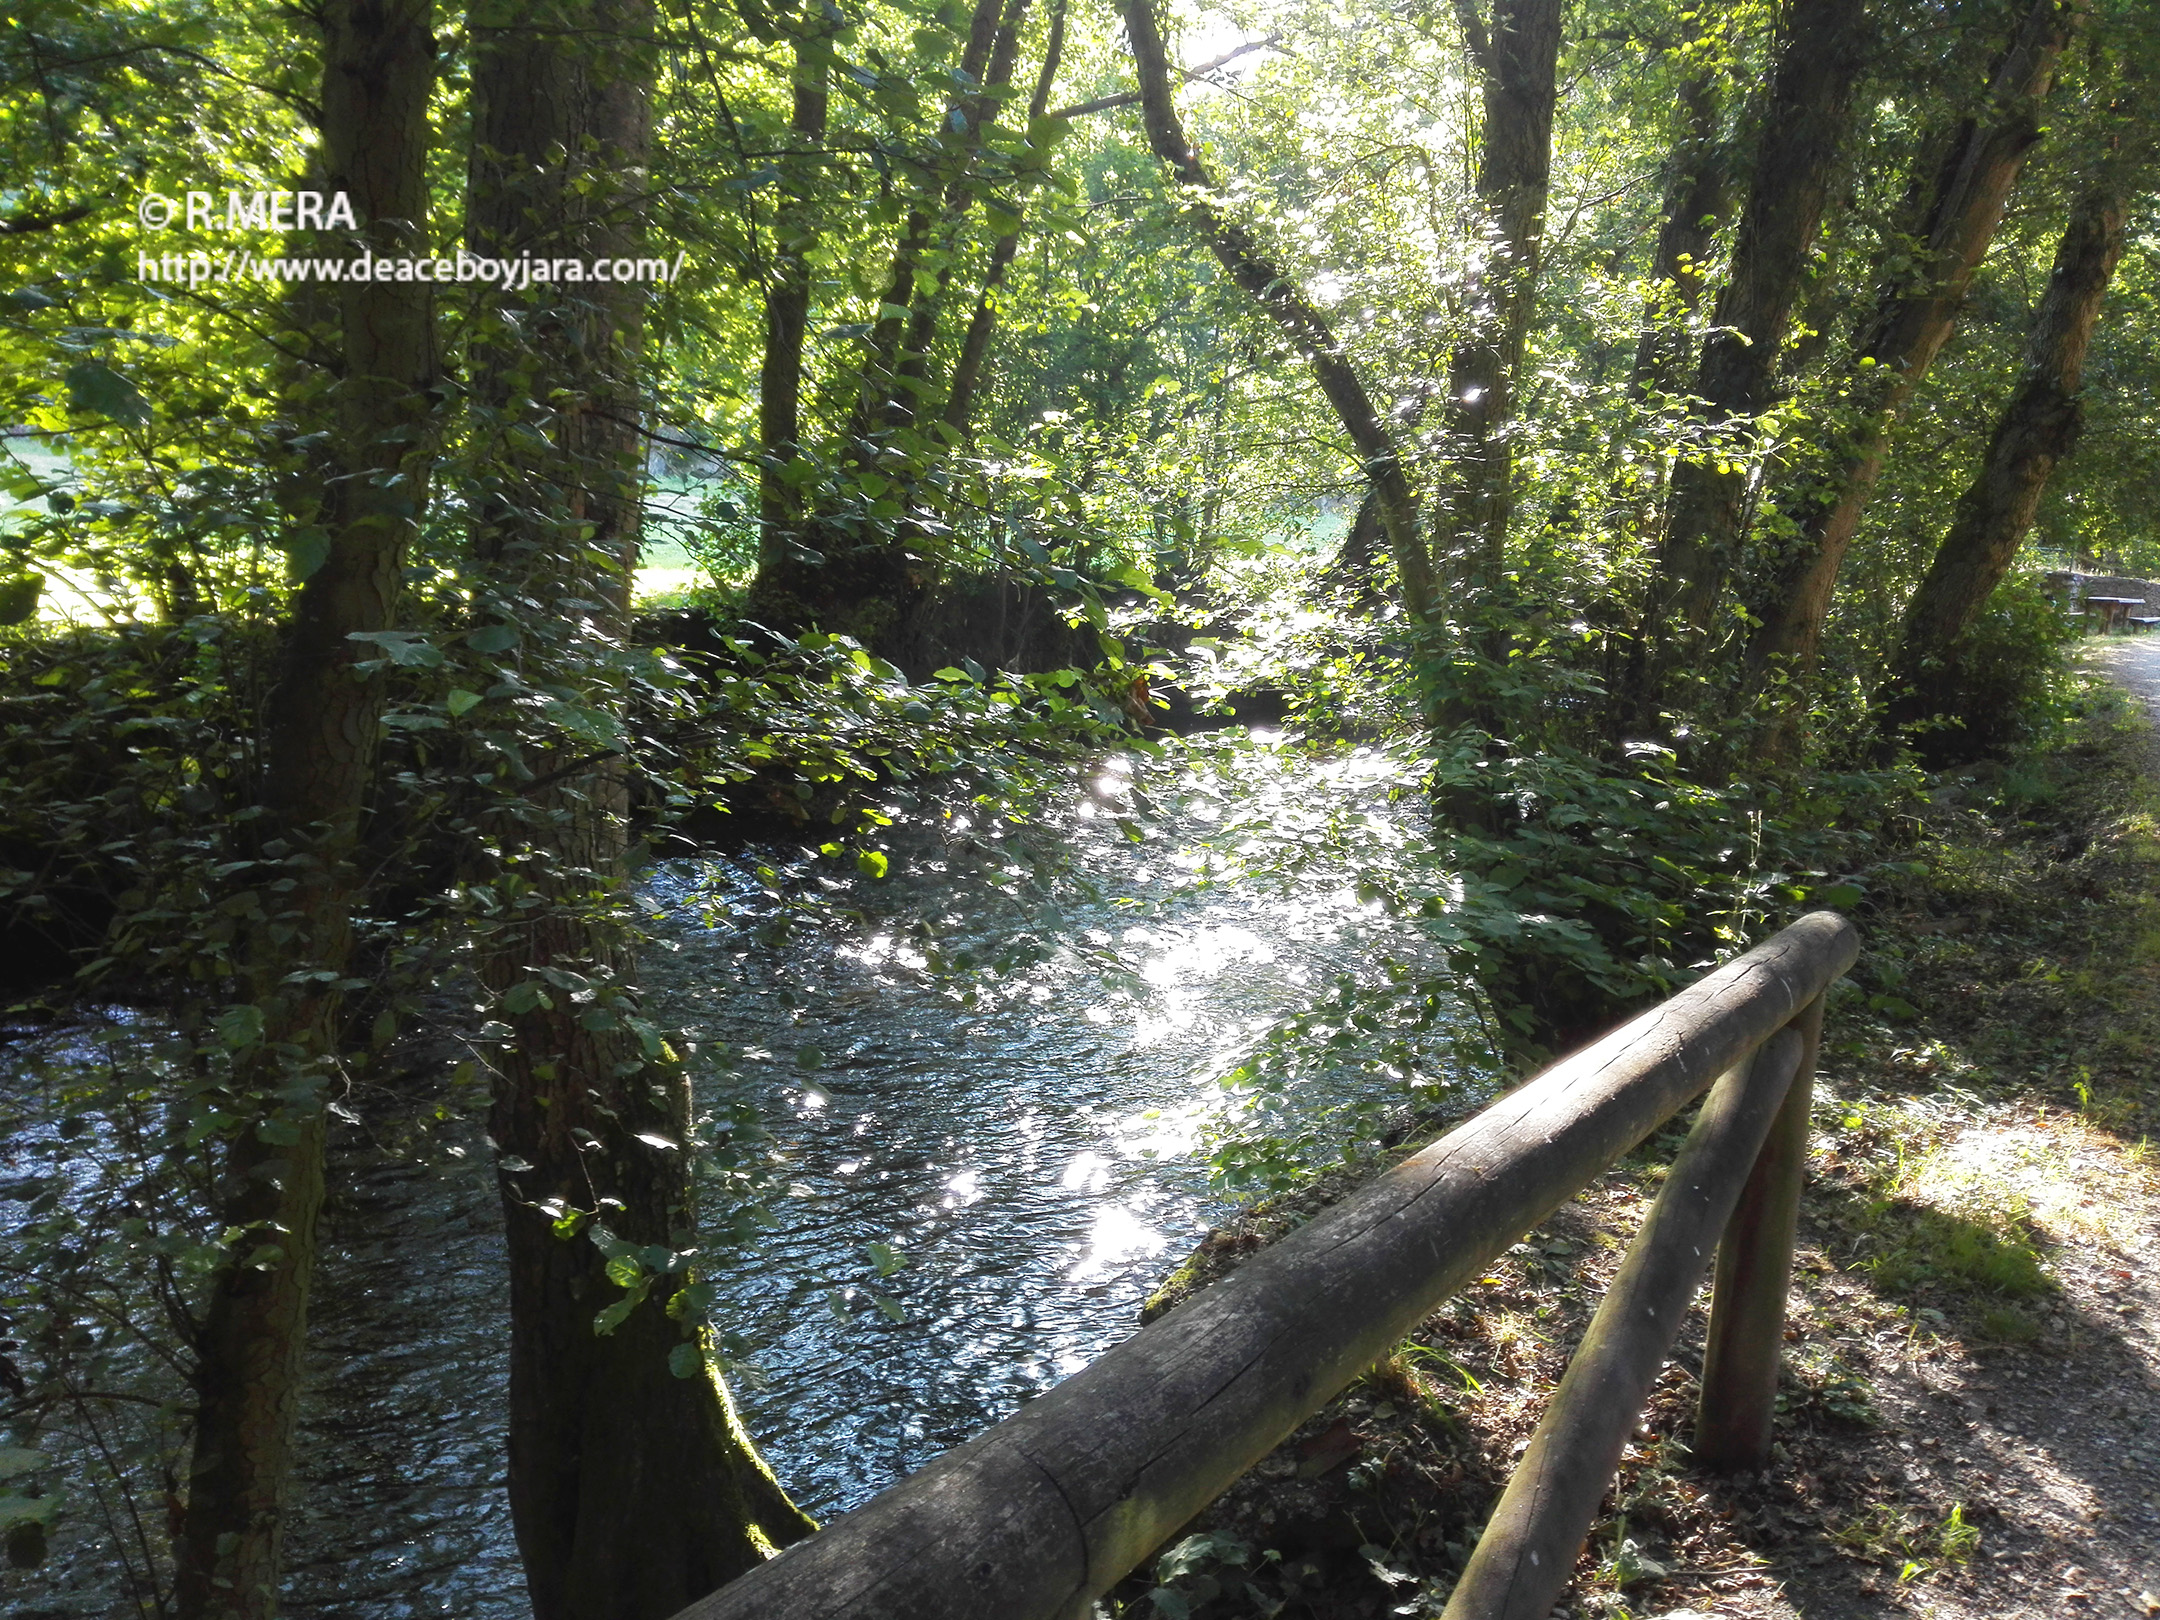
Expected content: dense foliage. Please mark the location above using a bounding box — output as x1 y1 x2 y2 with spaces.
2 0 2155 1613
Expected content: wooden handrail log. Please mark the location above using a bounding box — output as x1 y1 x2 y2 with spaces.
1440 1026 1805 1620
676 911 1859 1620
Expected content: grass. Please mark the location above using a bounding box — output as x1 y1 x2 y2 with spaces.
1829 1500 1983 1580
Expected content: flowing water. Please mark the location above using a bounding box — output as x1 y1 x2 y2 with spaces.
3 747 1468 1617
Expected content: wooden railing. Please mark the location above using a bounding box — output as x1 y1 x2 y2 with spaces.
677 911 1859 1620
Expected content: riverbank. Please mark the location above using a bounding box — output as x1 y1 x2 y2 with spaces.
1117 663 2160 1620
0 741 1473 1618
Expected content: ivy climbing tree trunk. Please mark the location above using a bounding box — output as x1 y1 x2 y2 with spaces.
466 4 814 1616
942 0 1069 440
749 0 1052 648
171 5 440 1617
1740 0 2084 757
1612 0 1869 738
1627 64 1727 407
752 2 832 620
1883 174 2131 744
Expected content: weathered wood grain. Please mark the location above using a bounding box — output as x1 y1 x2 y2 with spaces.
1439 1026 1804 1620
674 912 1859 1620
1696 990 1827 1470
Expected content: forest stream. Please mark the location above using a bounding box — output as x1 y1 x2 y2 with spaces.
4 746 1469 1619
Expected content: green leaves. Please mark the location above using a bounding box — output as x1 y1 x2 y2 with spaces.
0 1442 58 1570
541 697 624 749
346 630 443 668
216 1003 265 1049
501 981 554 1015
593 1276 650 1335
0 1449 49 1483
0 574 41 625
63 360 150 425
283 527 331 581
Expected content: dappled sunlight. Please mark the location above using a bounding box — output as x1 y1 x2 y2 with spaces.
1925 1116 2160 1253
624 752 1478 1517
1065 1202 1172 1282
9 0 2150 1609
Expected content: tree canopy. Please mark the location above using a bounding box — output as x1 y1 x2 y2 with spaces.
2 0 2156 1613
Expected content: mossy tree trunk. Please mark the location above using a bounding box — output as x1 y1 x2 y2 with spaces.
172 5 440 1616
1612 0 1869 739
1883 174 2131 742
1428 0 1562 672
748 0 1042 650
465 4 816 1615
1740 0 2083 758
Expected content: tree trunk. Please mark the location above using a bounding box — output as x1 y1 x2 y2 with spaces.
467 5 815 1616
1120 0 1435 626
754 7 831 594
1429 0 1563 632
172 6 440 1617
1627 67 1727 406
942 0 1069 440
1740 0 2084 755
890 0 1033 411
1612 0 1869 736
844 0 1009 440
751 0 1030 645
1882 176 2128 737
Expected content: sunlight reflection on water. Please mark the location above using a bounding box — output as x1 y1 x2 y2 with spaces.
1 747 1470 1614
642 765 1462 1517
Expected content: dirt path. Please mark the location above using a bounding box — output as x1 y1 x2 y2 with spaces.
1116 653 2160 1619
2089 637 2160 769
1739 640 2160 1619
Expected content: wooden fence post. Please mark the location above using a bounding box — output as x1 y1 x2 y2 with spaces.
1693 991 1827 1470
1437 1028 1804 1620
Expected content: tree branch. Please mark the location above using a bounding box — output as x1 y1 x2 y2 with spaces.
0 200 101 235
1118 0 1435 623
1451 0 1493 77
1051 35 1282 120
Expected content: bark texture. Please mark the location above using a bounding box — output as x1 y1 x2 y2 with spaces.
1430 0 1563 620
942 0 1069 439
171 6 439 1616
1741 0 2085 752
1120 0 1434 624
750 0 1042 645
1882 177 2128 738
755 7 831 578
1627 68 1728 405
1614 0 1869 734
467 5 814 1616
